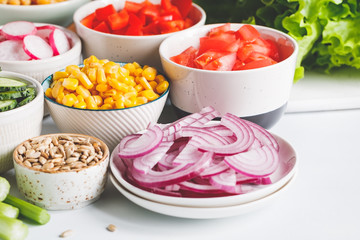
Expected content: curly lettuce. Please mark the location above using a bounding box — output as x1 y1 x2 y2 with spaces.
194 0 360 81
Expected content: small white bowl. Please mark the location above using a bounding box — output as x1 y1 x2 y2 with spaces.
13 133 110 210
159 23 298 129
0 71 44 174
0 0 91 27
73 0 206 70
0 23 82 84
42 68 170 152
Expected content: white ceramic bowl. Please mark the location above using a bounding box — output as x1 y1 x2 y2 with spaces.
0 71 44 174
110 134 297 208
42 70 170 152
0 0 91 27
159 23 298 129
13 133 109 210
73 0 206 71
0 23 82 84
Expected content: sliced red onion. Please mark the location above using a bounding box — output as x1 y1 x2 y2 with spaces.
224 145 279 177
209 169 238 193
133 141 173 174
198 113 255 155
118 124 163 159
243 119 280 151
199 161 229 177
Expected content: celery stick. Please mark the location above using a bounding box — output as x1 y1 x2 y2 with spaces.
0 176 10 201
0 214 28 240
4 195 50 225
0 202 19 218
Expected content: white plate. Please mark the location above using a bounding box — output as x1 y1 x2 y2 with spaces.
109 172 297 219
110 134 297 208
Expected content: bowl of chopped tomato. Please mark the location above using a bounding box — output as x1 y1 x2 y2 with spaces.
73 0 206 71
159 23 298 129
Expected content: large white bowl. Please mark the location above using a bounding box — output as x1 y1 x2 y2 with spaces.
0 23 82 84
13 133 110 210
42 69 170 152
73 0 206 71
159 23 299 129
0 0 91 27
0 71 44 174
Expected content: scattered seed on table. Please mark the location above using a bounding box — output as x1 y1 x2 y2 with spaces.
59 229 73 238
106 224 117 232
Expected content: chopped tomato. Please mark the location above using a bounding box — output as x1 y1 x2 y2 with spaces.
169 24 281 71
235 24 260 43
194 50 228 69
170 46 198 67
237 58 276 70
208 23 231 37
203 52 237 71
171 0 192 19
95 4 117 22
81 13 95 29
93 21 111 33
124 1 143 13
107 9 129 31
80 1 195 36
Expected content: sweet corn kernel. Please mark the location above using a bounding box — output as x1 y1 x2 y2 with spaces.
96 83 110 92
149 81 157 90
87 68 97 83
51 81 64 99
103 61 120 74
93 95 103 106
103 89 117 98
85 96 98 109
74 101 87 109
112 91 124 101
53 71 69 80
65 65 81 75
45 88 53 98
76 85 91 99
108 78 129 93
104 97 114 105
62 93 77 107
134 68 143 77
100 103 113 109
115 98 125 109
134 84 144 92
124 96 137 108
56 90 65 104
138 77 152 90
84 55 99 66
142 67 157 81
155 74 166 83
97 67 107 84
76 94 84 103
119 67 130 76
62 78 79 91
123 63 136 74
124 91 137 100
136 96 148 105
140 89 159 101
73 71 93 89
99 59 109 65
156 80 169 94
133 62 141 69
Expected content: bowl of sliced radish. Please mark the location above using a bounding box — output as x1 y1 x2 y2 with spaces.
0 71 44 174
0 21 82 84
0 0 91 27
159 23 298 129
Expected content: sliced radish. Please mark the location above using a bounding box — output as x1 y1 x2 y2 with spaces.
0 40 30 61
49 28 70 56
1 21 37 40
23 35 53 60
36 25 56 43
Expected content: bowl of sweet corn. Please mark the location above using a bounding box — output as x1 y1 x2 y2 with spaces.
159 23 298 129
73 0 206 71
42 55 170 151
0 0 91 27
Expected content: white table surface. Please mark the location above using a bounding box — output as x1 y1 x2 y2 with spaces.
3 103 360 240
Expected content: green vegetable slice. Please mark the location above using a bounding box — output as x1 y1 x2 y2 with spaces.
0 202 19 219
0 91 23 100
16 95 35 107
0 214 28 240
0 177 10 201
0 77 27 92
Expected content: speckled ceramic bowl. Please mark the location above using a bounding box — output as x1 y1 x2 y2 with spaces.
13 133 110 210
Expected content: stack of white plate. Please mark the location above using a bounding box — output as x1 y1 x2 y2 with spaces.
109 134 298 219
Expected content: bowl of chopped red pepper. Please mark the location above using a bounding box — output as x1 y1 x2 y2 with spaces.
73 0 206 71
159 23 298 129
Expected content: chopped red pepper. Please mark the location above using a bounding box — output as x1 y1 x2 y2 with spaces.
95 4 117 22
107 9 129 31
